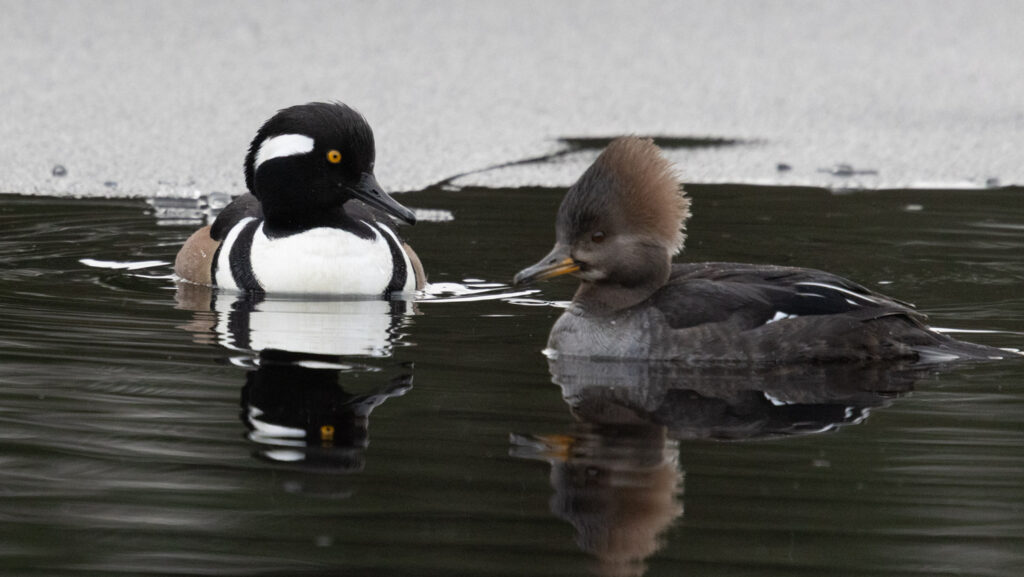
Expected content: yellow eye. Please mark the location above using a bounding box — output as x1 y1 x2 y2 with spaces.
326 150 342 164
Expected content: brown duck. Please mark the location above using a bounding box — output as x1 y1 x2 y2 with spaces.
514 137 1011 363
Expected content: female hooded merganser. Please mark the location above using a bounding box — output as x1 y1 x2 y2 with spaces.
514 137 1009 363
174 102 424 296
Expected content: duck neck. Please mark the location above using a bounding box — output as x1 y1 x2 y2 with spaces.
571 256 670 316
261 201 371 240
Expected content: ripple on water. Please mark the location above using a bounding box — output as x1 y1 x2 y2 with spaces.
418 279 555 306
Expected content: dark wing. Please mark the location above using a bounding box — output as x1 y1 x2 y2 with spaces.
652 261 923 330
210 193 263 241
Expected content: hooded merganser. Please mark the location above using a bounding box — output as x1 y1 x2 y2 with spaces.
174 102 424 296
514 137 1009 363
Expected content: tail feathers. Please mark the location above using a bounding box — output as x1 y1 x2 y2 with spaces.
912 334 1018 364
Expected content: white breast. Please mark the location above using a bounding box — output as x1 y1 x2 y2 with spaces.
216 218 416 295
251 223 397 294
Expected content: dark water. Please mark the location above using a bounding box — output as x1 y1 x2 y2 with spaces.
2 185 1024 576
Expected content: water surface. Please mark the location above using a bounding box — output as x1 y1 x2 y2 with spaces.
1 185 1023 576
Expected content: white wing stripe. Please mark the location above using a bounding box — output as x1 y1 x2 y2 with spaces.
796 281 881 306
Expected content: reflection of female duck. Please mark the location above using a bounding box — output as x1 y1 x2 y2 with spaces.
549 356 918 440
512 356 926 575
514 425 682 577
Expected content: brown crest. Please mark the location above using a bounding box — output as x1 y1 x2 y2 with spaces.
561 137 690 254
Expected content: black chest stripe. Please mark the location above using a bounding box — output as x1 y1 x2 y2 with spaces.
374 224 407 297
229 220 263 292
210 242 224 284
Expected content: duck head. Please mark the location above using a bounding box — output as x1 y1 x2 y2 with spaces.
514 137 690 313
243 102 415 236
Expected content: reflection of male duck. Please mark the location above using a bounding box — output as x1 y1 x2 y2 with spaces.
242 354 412 470
177 289 413 358
177 289 415 470
513 357 925 576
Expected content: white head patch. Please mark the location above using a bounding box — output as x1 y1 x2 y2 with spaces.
255 133 315 169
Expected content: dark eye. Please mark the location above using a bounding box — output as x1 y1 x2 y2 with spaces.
590 231 606 243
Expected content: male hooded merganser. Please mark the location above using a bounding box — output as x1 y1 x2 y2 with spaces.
174 102 424 295
514 137 1009 363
